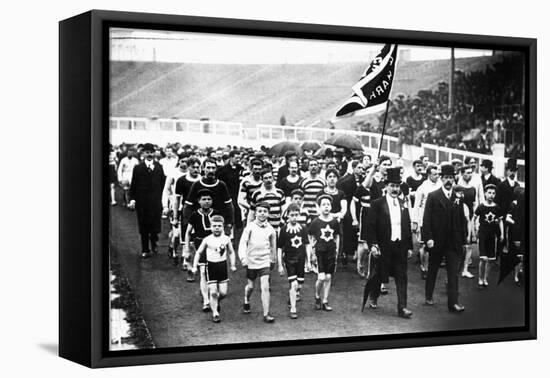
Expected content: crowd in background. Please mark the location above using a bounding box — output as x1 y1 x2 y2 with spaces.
353 53 525 158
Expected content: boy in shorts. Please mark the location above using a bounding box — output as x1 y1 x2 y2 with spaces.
238 201 277 323
283 189 312 272
277 204 310 319
474 184 504 288
308 194 340 311
191 215 236 323
184 189 219 311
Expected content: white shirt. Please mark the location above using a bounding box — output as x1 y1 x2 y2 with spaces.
145 160 155 171
442 187 452 200
412 179 441 225
117 156 139 183
386 194 401 241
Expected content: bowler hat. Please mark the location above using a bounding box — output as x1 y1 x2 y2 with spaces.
481 159 493 170
506 158 518 171
385 167 402 184
142 143 155 152
440 163 455 177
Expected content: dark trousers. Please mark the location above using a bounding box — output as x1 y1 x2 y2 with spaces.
425 246 460 309
365 241 408 312
140 233 159 253
342 212 358 256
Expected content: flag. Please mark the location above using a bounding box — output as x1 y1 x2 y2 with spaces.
335 44 398 118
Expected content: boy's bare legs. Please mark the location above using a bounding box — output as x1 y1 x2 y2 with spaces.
244 279 254 304
199 266 209 310
260 275 271 317
323 273 332 306
289 280 298 313
209 284 220 318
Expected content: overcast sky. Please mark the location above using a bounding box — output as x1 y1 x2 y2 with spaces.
110 28 494 64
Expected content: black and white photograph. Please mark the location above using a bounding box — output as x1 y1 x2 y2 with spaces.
107 26 529 352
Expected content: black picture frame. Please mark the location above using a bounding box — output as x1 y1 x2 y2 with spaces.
59 9 537 368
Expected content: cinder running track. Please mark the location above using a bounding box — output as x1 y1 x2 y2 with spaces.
110 202 525 349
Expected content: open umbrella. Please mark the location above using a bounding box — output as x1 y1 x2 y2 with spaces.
325 134 363 151
313 145 335 158
361 253 376 312
301 140 323 152
268 141 302 157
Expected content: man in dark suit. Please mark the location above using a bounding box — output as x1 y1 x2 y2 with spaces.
495 158 520 258
336 160 365 265
128 143 166 258
275 151 298 188
217 150 244 229
480 159 500 192
363 167 413 318
495 158 520 215
422 163 468 312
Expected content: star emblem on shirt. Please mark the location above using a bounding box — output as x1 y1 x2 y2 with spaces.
320 224 334 242
290 235 303 249
484 212 496 224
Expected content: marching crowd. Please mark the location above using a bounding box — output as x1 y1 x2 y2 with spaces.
109 142 525 324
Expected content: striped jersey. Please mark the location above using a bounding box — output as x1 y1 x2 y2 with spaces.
240 176 263 208
251 187 285 228
353 185 371 210
300 176 326 220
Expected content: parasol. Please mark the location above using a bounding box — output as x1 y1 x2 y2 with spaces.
325 134 363 151
267 141 302 157
300 140 323 152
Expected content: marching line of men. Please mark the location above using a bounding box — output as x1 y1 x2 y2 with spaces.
111 142 525 323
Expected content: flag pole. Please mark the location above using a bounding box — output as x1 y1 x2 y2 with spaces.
376 100 391 159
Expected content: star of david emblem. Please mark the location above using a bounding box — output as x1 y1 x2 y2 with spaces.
217 243 226 256
484 212 496 224
290 235 303 249
320 225 334 242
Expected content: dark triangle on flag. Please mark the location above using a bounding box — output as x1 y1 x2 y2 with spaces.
335 44 398 118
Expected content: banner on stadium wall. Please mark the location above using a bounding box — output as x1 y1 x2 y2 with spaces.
335 44 398 118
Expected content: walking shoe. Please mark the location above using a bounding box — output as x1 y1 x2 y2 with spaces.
380 286 389 295
243 302 251 314
369 301 378 309
289 311 298 319
461 271 474 279
483 279 489 287
421 270 427 280
322 302 333 312
202 303 211 313
263 314 275 323
398 308 413 319
186 271 195 282
315 297 322 310
212 314 221 323
425 299 435 306
141 251 152 259
449 304 465 313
